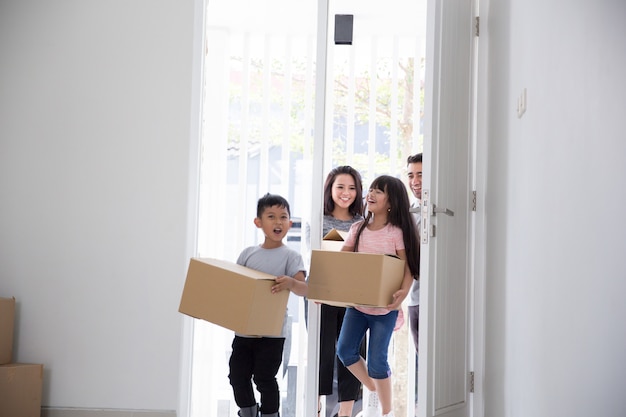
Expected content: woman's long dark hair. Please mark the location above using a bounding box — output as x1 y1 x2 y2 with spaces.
323 166 364 217
353 175 420 278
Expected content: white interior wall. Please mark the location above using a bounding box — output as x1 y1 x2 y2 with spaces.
0 0 197 413
482 0 626 416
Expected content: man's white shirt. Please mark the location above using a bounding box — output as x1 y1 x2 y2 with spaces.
408 200 421 306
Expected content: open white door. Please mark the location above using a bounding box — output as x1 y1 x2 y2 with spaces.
418 0 475 416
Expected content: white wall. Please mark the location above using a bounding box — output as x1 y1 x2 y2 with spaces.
481 0 626 416
0 0 197 413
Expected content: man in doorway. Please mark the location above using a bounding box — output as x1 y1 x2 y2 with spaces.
406 153 422 350
406 153 422 415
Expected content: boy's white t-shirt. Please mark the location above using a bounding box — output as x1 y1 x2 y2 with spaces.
236 244 306 338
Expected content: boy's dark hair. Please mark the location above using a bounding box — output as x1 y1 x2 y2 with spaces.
257 193 291 218
407 153 423 165
354 175 420 278
323 165 364 216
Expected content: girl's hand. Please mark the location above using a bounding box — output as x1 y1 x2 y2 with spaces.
387 287 408 310
271 275 292 293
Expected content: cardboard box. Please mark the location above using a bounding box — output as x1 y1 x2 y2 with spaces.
0 297 15 365
179 258 289 336
320 228 348 251
0 363 43 417
307 250 406 307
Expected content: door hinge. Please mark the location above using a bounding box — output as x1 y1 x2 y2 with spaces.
471 190 477 211
474 16 480 37
469 371 475 393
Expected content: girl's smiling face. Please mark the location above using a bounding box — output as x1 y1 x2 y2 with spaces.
254 204 292 245
331 173 358 211
366 186 391 215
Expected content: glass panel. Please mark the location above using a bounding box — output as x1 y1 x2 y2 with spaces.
325 2 426 183
320 2 426 416
192 1 317 416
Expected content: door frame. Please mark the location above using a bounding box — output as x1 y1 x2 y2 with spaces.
177 0 487 415
470 1 488 416
178 0 207 416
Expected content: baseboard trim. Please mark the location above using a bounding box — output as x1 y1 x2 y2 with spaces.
41 407 176 417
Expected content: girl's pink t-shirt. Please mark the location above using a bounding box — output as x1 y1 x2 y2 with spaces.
344 221 405 315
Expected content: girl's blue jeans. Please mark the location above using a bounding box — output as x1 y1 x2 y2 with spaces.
337 307 398 379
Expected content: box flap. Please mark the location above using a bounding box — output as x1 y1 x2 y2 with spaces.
194 257 277 281
322 228 348 242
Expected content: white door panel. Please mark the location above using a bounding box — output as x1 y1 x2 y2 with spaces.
419 0 474 416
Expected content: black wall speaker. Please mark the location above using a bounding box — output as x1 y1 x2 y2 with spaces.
334 14 354 45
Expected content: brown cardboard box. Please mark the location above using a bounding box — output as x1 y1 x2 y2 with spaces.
320 228 348 251
0 297 15 365
307 250 406 307
179 258 289 336
0 363 43 417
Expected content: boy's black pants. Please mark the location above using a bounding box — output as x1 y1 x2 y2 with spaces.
228 335 285 415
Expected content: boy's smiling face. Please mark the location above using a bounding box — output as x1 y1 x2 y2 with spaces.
254 204 292 246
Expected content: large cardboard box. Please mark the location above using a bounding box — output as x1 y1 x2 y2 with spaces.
0 297 15 365
0 363 43 417
307 250 406 307
179 258 290 336
320 228 348 251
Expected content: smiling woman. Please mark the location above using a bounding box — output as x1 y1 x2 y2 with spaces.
191 0 426 415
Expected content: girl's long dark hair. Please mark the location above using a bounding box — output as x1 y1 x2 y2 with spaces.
353 175 420 278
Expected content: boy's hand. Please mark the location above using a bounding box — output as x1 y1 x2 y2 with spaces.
271 271 307 297
271 275 292 293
